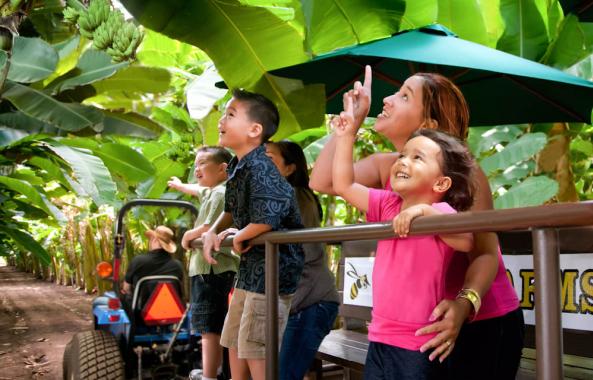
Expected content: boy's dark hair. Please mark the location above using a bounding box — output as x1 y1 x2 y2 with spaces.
267 140 322 219
232 89 279 143
410 129 476 211
196 146 232 164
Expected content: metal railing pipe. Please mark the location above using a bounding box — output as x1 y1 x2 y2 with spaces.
265 241 279 380
533 228 563 380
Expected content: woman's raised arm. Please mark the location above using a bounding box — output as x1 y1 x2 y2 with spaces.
310 65 379 195
310 138 397 195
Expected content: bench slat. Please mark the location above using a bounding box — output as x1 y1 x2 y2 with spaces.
317 330 369 372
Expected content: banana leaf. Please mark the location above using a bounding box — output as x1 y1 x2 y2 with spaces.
494 175 559 208
0 176 54 217
93 142 155 184
5 228 52 267
44 142 118 207
2 81 103 132
300 0 404 55
7 37 58 83
497 0 550 61
47 49 129 94
92 66 171 94
480 132 548 175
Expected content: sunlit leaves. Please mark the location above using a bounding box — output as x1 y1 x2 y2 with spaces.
301 0 405 55
0 176 54 217
497 0 549 60
480 132 548 174
541 14 593 68
5 228 52 267
48 50 129 93
93 143 155 184
494 175 558 208
45 143 118 207
437 0 489 46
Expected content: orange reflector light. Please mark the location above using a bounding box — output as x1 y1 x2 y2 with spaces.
141 283 185 326
96 261 113 278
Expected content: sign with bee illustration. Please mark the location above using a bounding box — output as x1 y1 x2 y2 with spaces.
343 258 374 306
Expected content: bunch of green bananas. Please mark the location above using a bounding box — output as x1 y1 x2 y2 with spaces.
76 0 110 38
106 22 143 62
92 12 124 50
167 141 195 161
64 0 144 62
62 6 80 25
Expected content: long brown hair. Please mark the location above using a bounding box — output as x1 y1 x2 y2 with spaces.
415 73 470 140
268 140 323 219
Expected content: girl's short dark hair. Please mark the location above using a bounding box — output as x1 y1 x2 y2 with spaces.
410 129 476 211
267 140 322 219
196 146 232 164
232 89 279 143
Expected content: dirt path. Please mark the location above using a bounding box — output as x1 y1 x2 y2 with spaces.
0 265 94 380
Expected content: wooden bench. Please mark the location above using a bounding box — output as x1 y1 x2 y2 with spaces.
313 229 593 379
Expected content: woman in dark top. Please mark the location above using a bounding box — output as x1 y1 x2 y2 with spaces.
266 141 340 380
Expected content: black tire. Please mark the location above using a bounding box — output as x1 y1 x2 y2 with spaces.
62 330 125 380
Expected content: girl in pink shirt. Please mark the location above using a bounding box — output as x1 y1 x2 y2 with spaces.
334 94 477 379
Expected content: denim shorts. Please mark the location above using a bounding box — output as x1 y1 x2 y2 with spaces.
190 271 235 334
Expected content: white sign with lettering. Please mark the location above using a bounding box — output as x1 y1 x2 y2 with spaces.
503 253 593 331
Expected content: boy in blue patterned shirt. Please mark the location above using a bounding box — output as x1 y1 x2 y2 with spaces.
201 89 304 380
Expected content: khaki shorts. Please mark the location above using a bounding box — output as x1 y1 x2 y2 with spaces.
220 288 292 359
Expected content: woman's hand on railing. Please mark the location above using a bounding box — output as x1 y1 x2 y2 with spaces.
415 298 471 362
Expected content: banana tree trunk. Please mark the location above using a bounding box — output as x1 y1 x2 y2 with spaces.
536 123 578 202
80 221 97 294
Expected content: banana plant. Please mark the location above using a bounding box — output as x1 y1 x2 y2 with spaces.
119 0 407 139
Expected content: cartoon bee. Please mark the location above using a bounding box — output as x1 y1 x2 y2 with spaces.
347 262 370 300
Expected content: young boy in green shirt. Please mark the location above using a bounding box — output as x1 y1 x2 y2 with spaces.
168 146 239 380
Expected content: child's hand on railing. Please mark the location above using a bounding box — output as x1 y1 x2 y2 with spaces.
182 224 207 250
224 228 251 255
393 204 427 237
201 230 220 265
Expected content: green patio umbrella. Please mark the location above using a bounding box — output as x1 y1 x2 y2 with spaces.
270 24 593 126
560 0 593 22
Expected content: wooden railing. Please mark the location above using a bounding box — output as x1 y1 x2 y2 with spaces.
193 201 593 380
